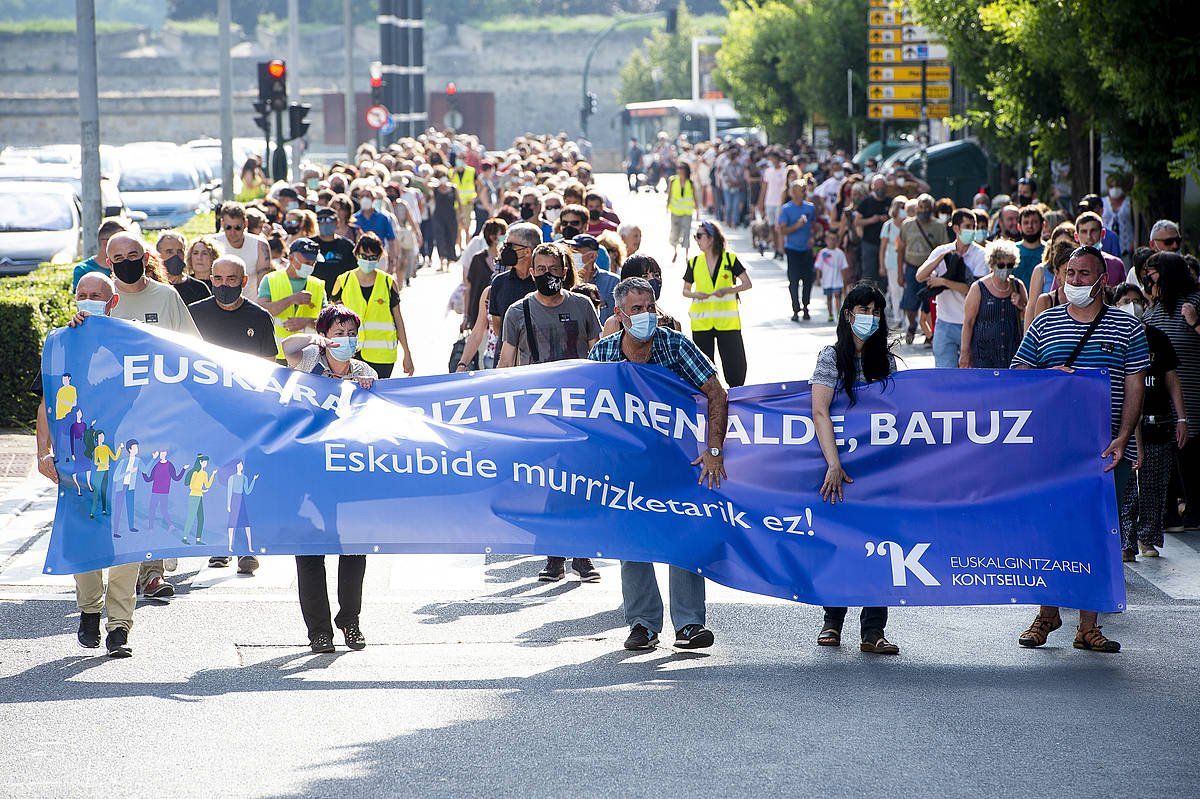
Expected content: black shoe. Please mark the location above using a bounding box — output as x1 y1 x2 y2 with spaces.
77 612 101 648
338 623 367 651
236 556 260 575
791 312 799 322
572 558 600 582
208 556 232 568
674 624 715 649
309 632 336 654
105 627 132 658
624 624 659 650
802 309 811 321
905 329 915 345
538 557 566 582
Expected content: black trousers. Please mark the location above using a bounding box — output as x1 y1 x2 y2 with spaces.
785 248 815 313
822 606 888 639
1166 434 1200 525
296 555 366 640
691 328 747 388
366 361 394 379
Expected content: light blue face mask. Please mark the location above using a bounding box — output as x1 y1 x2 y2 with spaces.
627 311 657 341
358 258 378 273
328 335 358 361
974 229 988 244
76 298 108 316
852 313 879 340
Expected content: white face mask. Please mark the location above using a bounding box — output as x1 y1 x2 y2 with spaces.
833 170 845 179
1108 187 1124 200
295 260 315 279
1063 279 1099 308
544 208 561 223
1119 302 1144 318
895 176 906 187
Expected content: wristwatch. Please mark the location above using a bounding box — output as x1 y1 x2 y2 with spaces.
708 447 722 458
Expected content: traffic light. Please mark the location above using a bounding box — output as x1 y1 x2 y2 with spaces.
257 59 288 112
369 61 383 103
287 103 311 141
446 82 457 98
587 91 598 115
252 100 270 133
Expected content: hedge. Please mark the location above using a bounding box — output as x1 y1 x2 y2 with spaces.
0 264 74 427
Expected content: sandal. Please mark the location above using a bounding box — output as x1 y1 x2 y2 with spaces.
1122 549 1137 563
1073 626 1121 653
817 628 841 647
860 636 900 655
1018 614 1062 648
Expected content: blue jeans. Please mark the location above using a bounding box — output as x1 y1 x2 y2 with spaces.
933 320 963 368
723 188 745 227
621 561 706 634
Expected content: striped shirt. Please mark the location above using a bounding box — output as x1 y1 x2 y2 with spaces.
1144 291 1200 439
1012 304 1149 458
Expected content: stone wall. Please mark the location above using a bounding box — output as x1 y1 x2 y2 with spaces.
0 23 652 157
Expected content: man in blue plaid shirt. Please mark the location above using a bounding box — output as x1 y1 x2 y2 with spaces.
588 276 730 652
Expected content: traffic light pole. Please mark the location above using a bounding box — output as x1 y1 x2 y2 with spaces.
273 108 287 180
218 0 234 202
580 11 661 138
75 0 101 257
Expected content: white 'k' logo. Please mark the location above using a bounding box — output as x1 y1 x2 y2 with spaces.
865 541 941 587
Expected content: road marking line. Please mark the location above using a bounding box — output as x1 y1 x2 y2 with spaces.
1127 539 1200 600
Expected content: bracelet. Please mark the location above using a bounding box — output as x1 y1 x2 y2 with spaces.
39 453 55 461
1179 418 1189 423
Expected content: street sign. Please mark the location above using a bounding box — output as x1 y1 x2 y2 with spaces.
365 104 390 130
380 114 397 135
869 28 902 45
901 43 948 61
869 47 902 63
902 24 931 41
869 8 915 26
869 83 952 101
870 65 951 82
868 0 891 6
868 103 952 120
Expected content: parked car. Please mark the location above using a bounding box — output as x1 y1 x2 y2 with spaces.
0 163 145 237
0 143 122 185
116 145 208 230
0 181 81 276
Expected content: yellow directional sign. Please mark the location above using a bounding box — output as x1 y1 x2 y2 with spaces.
869 28 902 45
870 65 952 82
869 47 902 63
869 8 915 26
868 103 952 120
868 84 951 101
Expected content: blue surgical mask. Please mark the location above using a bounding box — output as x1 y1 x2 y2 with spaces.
76 298 108 316
318 221 336 237
852 313 879 340
974 229 988 244
627 311 657 341
358 258 378 273
328 335 358 361
958 230 975 245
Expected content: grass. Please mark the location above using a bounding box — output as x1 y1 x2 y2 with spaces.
0 18 138 35
141 211 216 247
476 13 725 35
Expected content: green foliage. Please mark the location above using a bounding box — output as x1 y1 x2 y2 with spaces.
716 0 868 145
0 265 74 427
141 212 216 247
0 18 136 34
617 3 725 104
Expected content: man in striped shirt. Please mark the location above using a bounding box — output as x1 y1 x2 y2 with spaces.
1011 245 1148 654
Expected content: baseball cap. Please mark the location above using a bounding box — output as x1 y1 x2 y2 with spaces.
568 234 599 251
288 238 324 260
315 206 336 220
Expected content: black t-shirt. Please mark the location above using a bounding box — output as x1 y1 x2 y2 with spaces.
172 276 212 306
313 235 357 296
488 267 536 324
466 251 496 328
187 297 278 360
856 194 890 245
682 254 746 284
1143 324 1180 441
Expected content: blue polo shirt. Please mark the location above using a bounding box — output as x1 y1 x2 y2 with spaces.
352 209 395 244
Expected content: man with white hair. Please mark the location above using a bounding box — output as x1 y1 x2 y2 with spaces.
618 222 642 257
1149 219 1182 253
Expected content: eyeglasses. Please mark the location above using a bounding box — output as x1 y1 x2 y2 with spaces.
993 261 1016 269
531 265 567 277
224 224 244 232
693 232 709 241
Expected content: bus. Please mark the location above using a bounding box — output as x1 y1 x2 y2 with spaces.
620 99 744 147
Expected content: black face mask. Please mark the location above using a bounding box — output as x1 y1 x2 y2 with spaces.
560 224 581 240
265 210 279 223
112 257 145 284
499 244 519 267
164 254 186 276
649 278 662 300
534 273 562 296
588 209 600 221
212 284 242 306
519 204 536 220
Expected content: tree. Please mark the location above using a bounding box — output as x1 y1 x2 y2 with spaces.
617 2 708 104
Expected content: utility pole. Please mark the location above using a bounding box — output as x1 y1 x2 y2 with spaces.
287 0 302 180
75 0 101 257
218 0 234 203
343 0 355 161
847 68 855 153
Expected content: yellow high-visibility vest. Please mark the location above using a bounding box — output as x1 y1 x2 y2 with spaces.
668 176 696 217
333 269 397 365
688 251 741 332
268 269 325 358
450 165 477 206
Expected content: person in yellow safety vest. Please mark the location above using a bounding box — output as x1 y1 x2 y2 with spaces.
667 162 700 264
683 220 753 387
257 237 327 361
330 233 416 379
450 161 479 249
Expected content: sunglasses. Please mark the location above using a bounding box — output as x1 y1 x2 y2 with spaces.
1154 236 1181 247
224 224 244 231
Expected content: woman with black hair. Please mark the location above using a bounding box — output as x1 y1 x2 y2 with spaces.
810 281 901 655
1142 252 1200 531
684 220 753 387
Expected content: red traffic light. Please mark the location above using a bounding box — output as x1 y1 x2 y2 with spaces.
370 75 383 89
446 82 457 96
267 60 286 79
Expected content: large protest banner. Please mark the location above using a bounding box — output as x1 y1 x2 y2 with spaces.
41 318 1125 611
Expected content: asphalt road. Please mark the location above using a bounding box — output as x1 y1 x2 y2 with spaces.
1 175 1197 799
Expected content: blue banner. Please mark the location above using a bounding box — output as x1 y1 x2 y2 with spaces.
41 317 1125 611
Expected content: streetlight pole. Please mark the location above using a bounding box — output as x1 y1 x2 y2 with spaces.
580 12 662 139
343 0 355 161
218 0 234 203
75 0 101 257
